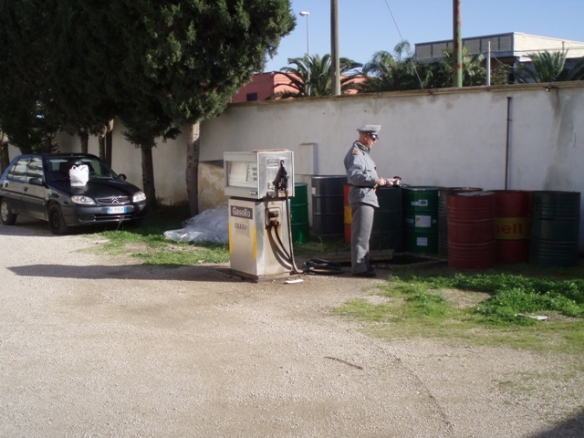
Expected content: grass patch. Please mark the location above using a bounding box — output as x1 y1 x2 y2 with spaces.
333 262 584 355
88 202 229 266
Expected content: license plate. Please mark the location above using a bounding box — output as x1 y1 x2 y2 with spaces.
106 206 128 214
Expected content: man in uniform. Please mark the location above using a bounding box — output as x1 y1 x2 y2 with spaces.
344 124 398 277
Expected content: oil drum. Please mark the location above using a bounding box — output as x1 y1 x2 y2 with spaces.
493 190 530 263
403 186 440 254
311 175 346 236
438 187 482 258
447 191 496 270
371 186 403 251
529 191 580 267
290 182 310 244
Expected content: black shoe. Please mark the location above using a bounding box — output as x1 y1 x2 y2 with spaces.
353 269 376 278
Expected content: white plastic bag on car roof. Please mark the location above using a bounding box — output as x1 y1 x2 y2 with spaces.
164 202 228 244
69 164 89 187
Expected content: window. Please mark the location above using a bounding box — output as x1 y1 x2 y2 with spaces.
27 157 44 181
246 92 258 102
7 158 28 181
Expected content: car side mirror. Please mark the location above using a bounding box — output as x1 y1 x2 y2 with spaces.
29 177 43 186
117 174 127 181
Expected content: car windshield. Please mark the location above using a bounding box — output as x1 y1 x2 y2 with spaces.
46 156 117 182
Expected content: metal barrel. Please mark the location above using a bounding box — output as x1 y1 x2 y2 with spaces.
290 182 310 244
403 186 440 254
494 190 531 263
343 183 351 243
311 175 346 236
438 187 482 258
447 191 496 270
529 191 580 267
371 186 404 251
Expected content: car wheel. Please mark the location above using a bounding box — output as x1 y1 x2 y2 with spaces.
0 198 17 225
48 204 69 235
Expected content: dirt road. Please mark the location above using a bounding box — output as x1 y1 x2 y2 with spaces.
1 219 582 437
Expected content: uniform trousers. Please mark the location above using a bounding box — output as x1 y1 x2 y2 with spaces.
350 203 375 274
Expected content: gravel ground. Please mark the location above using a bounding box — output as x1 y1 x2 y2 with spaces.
1 219 583 438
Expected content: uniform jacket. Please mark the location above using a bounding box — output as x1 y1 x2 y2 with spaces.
344 141 380 208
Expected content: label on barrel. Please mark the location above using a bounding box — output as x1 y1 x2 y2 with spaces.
411 199 429 207
415 215 432 228
495 217 530 239
417 237 428 246
344 205 352 223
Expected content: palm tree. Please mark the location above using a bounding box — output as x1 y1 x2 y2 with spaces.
359 41 427 92
274 54 362 98
428 47 486 88
516 51 584 83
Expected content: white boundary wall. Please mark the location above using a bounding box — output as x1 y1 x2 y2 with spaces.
7 82 584 248
201 82 584 249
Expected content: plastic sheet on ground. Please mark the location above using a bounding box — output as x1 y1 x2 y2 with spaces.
164 202 228 244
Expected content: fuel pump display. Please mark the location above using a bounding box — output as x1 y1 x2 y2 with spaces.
224 150 298 281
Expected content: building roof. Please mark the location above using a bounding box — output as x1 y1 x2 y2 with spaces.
415 32 584 63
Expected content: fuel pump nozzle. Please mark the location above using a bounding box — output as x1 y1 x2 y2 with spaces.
273 160 289 193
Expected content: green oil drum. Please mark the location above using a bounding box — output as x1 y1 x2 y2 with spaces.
529 191 581 267
403 186 441 254
290 182 310 244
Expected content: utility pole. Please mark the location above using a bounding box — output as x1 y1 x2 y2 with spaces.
453 0 463 87
331 0 341 96
299 11 311 96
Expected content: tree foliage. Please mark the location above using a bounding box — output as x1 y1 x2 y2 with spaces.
359 41 426 92
357 41 510 92
275 54 361 98
0 0 295 209
0 0 60 153
516 51 584 83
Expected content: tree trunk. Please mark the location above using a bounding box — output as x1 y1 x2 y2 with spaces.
105 119 114 167
106 131 113 167
0 132 9 173
185 122 200 216
98 122 107 160
43 137 53 153
141 146 156 205
98 135 106 160
79 130 89 154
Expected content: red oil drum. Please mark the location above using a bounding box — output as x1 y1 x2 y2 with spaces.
493 190 530 263
438 187 482 258
447 191 496 270
343 183 351 243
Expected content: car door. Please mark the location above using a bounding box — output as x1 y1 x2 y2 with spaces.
21 157 47 220
1 157 29 213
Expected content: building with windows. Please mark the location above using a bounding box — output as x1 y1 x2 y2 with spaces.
415 32 584 68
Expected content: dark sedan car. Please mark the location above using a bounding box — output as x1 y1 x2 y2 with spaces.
0 153 147 234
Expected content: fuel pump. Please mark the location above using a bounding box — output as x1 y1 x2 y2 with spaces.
224 150 300 281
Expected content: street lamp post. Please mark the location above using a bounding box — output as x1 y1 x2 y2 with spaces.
299 11 310 96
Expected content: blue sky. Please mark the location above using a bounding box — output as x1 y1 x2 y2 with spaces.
263 0 584 71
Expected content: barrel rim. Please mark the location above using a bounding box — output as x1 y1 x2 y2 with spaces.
311 175 347 180
450 191 495 197
403 186 442 191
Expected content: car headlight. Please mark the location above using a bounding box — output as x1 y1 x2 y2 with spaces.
71 195 96 205
133 191 147 203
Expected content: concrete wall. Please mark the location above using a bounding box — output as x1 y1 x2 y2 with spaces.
201 82 584 249
6 82 584 248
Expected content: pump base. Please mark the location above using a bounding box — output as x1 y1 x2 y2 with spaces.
226 269 292 283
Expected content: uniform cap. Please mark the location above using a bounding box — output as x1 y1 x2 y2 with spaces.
357 124 381 135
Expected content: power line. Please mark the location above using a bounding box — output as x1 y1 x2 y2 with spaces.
383 0 405 43
382 0 424 88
